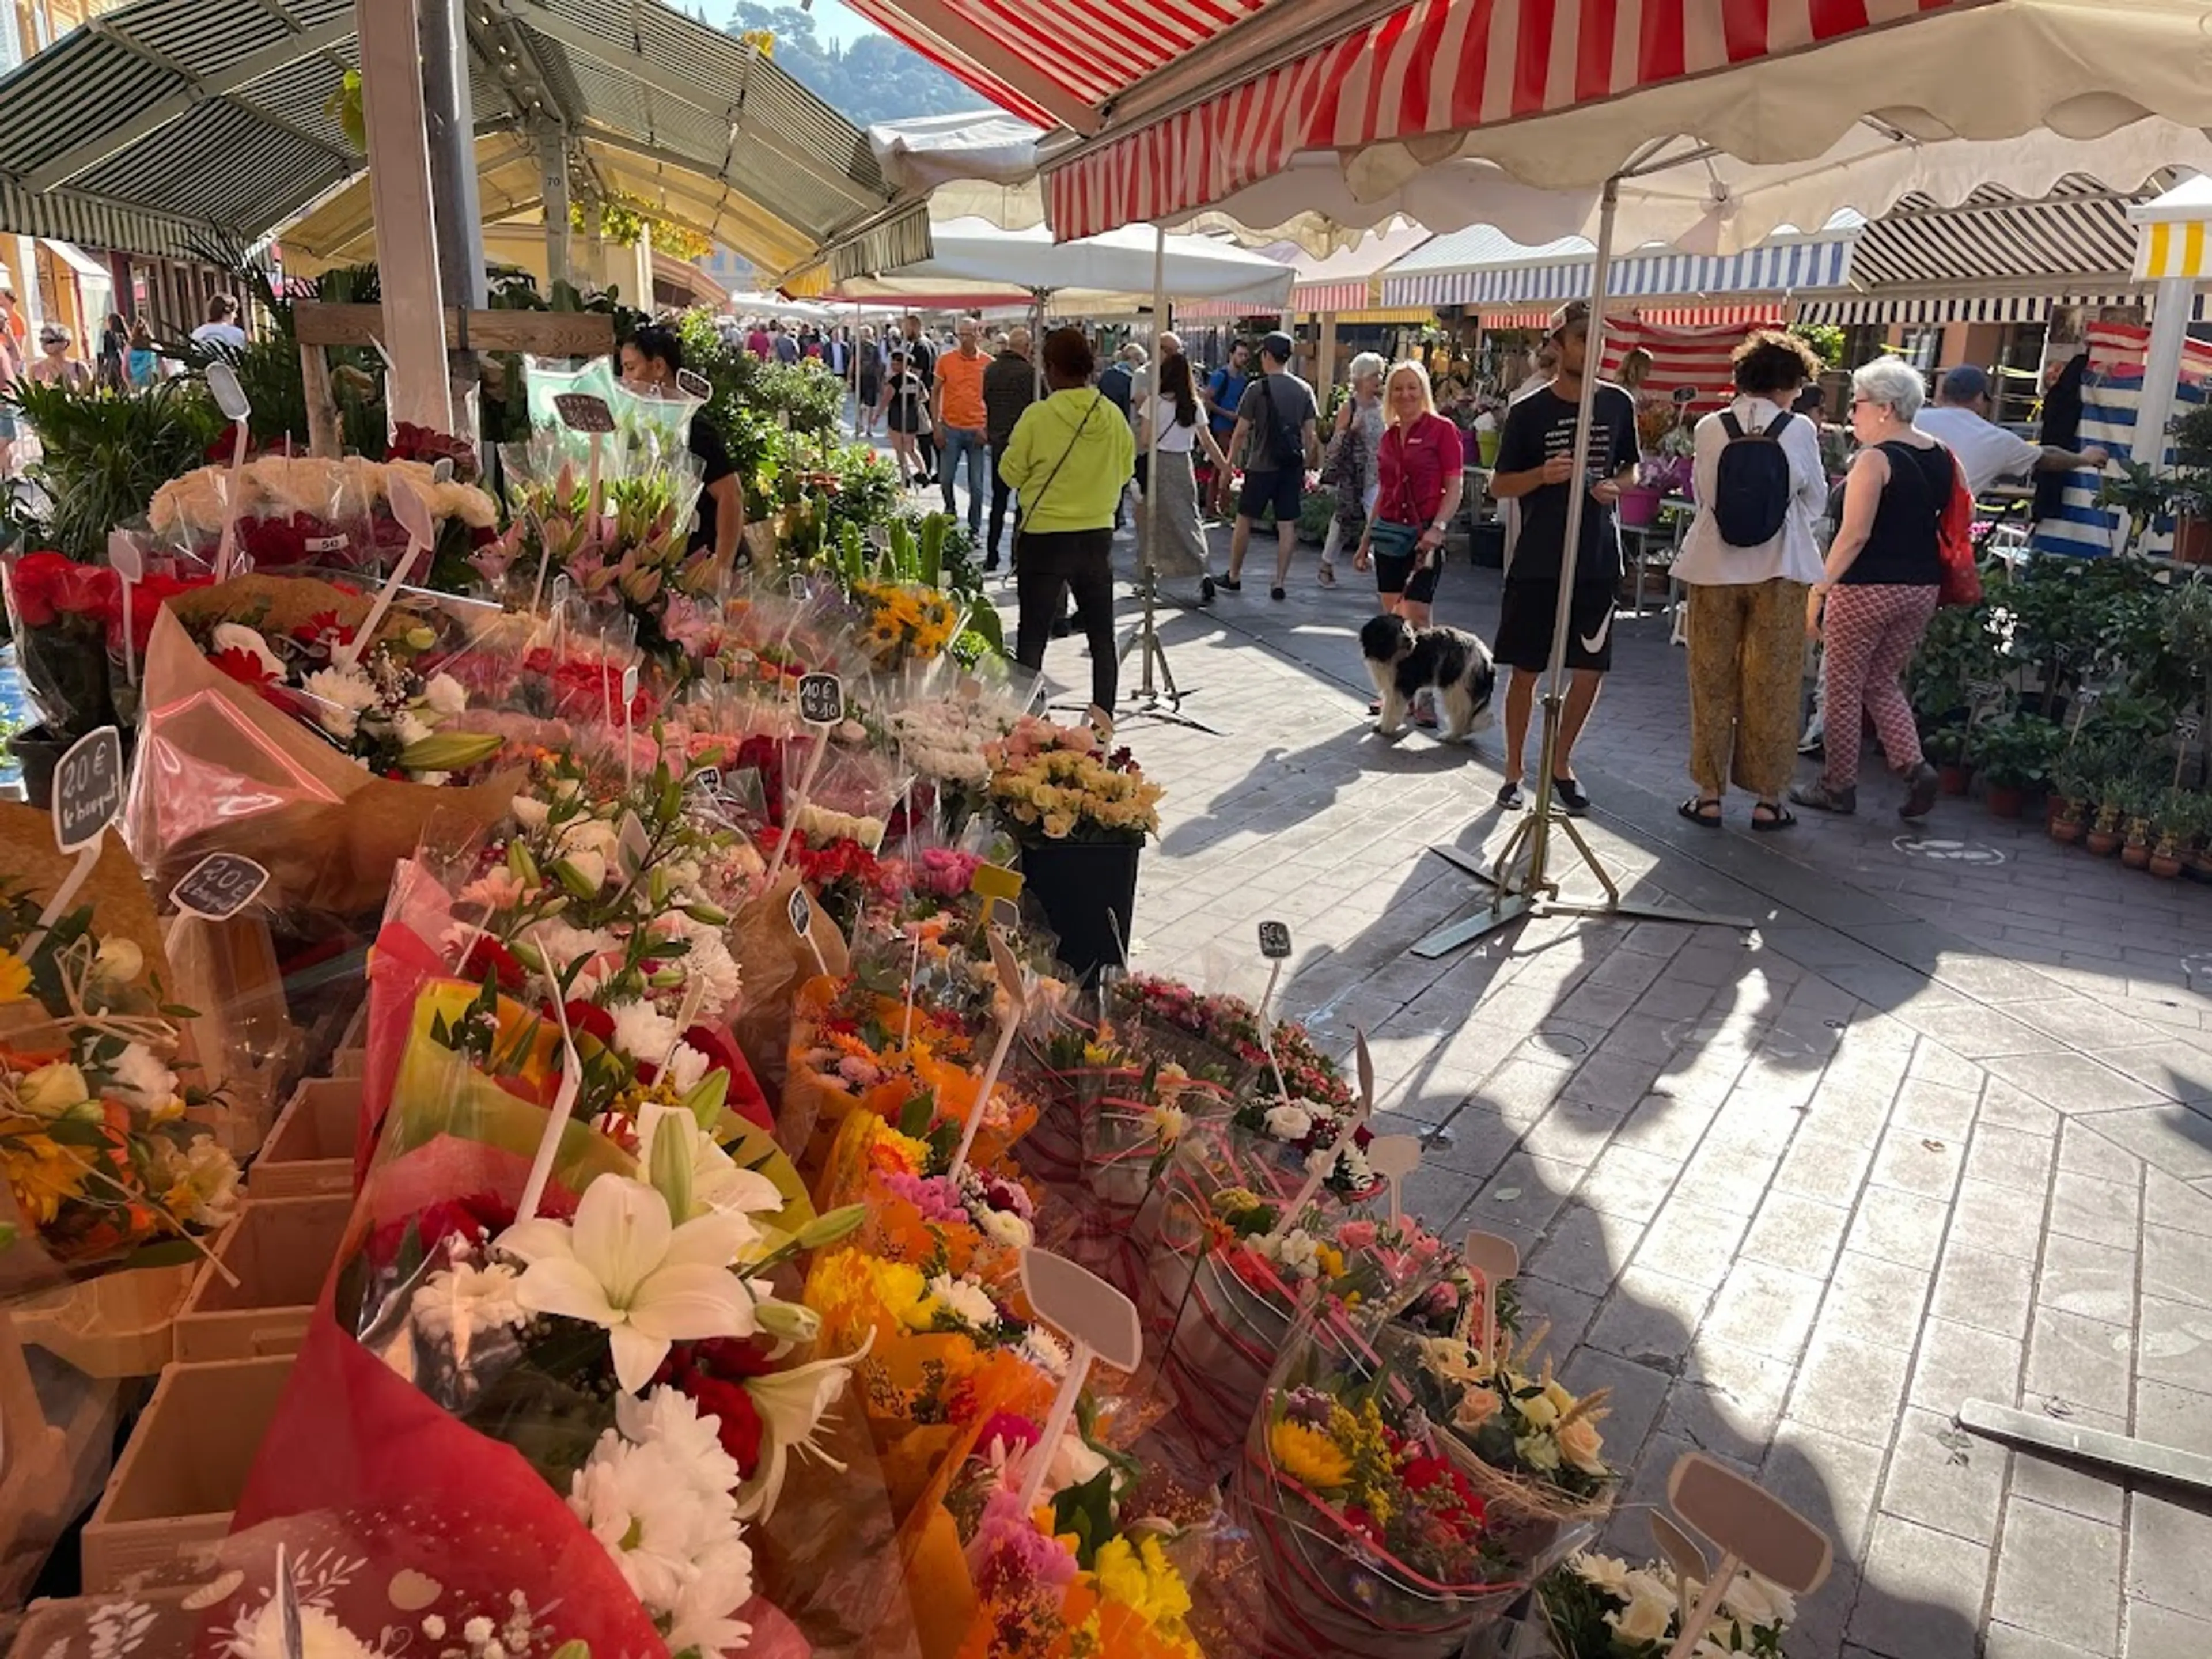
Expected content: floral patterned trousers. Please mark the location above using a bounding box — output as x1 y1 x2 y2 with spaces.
1820 583 1938 789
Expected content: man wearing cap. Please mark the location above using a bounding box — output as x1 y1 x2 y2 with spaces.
1488 301 1640 816
1915 365 2107 498
1222 331 1320 600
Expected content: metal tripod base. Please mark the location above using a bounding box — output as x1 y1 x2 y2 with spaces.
1411 818 1756 959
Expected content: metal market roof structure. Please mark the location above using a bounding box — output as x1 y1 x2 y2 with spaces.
0 0 903 274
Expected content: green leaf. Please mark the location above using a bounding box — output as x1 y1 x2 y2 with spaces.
897 1093 934 1139
1050 1467 1116 1571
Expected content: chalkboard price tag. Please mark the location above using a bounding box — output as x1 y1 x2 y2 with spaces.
1257 919 1293 959
554 393 616 433
675 368 712 401
690 766 723 796
787 885 813 938
2177 715 2202 744
53 726 124 853
1965 679 2006 706
169 853 270 922
797 672 843 725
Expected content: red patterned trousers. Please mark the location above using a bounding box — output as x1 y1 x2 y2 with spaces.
1820 583 1937 789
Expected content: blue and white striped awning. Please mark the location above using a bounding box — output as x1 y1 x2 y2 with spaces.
1381 229 1856 310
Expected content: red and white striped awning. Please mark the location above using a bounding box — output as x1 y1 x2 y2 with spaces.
1480 309 1556 329
1634 304 1789 329
1176 297 1284 319
1038 0 1974 241
1292 280 1371 313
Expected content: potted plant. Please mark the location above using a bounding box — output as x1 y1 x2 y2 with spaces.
2086 775 2129 857
2120 782 2156 870
1925 726 1973 795
2166 404 2212 564
2099 461 2181 560
2047 754 2092 844
2148 789 2199 878
1966 715 2063 819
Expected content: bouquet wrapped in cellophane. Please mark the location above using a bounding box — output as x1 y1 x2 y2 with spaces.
1536 1550 1798 1657
1217 1301 1526 1658
123 574 522 920
0 804 241 1295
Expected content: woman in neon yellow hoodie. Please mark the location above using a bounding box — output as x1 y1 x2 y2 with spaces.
999 326 1135 717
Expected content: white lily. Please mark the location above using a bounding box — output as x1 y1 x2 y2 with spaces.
636 1103 786 1233
734 1331 870 1521
497 1176 762 1392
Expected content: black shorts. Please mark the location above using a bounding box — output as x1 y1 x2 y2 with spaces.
1372 548 1442 605
1237 467 1304 525
1496 579 1615 673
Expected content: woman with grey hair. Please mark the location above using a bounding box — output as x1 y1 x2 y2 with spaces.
1319 351 1388 588
1791 356 1956 820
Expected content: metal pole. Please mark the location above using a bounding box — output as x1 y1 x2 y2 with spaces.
537 126 571 294
418 0 485 311
1139 225 1166 698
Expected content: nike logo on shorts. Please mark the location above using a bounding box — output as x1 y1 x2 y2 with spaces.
1579 607 1613 654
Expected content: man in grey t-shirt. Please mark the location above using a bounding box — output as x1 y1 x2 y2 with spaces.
1223 332 1320 599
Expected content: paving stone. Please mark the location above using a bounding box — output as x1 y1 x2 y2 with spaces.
1908 1317 2024 1415
1951 1177 2051 1259
1660 1338 1795 1459
1575 1144 1684 1223
1993 1499 2125 1656
1896 1002 2065 1060
1980 1080 2063 1135
2061 1123 2153 1187
1517 1098 1627 1169
1789 1326 1914 1444
1985 1052 2170 1114
1846 1512 1989 1659
2096 1041 2212 1103
2134 1297 2212 1396
1631 1198 1751 1290
2135 1377 2212 1457
2128 1493 2212 1623
1911 1038 1990 1092
1773 1132 1878 1204
1740 1190 1854 1278
1931 1241 2038 1338
1846 1185 1955 1273
1608 1091 1718 1160
1825 1249 1934 1347
1522 1200 1643 1298
1457 1153 1584 1253
2007 1404 2130 1526
2048 1172 2144 1251
2125 1603 2212 1659
2038 1232 2141 1328
1966 1123 2060 1194
1869 1123 1967 1200
1984 1625 2105 1659
1702 1262 1828 1363
1584 1266 1713 1369
1880 1405 2008 1546
2024 1305 2136 1412
1555 1347 1672 1460
1891 1077 1983 1139
2144 1169 2212 1238
2091 1107 2212 1180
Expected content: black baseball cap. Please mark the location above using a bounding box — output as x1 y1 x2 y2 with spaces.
1940 365 1992 403
1260 330 1296 363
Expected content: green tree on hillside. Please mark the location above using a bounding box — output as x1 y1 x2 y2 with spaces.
725 3 982 127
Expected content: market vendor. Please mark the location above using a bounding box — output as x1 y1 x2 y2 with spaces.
620 324 745 570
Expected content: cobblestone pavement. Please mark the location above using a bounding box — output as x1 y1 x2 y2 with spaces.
1006 517 2212 1659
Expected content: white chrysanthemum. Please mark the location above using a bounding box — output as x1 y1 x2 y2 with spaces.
1018 1325 1070 1377
607 998 681 1066
656 913 742 1016
1264 1103 1313 1142
977 1207 1033 1249
229 1597 377 1659
411 1260 527 1370
111 1041 181 1118
665 1536 756 1659
664 1041 711 1097
532 920 614 982
393 709 435 749
510 795 551 830
927 1272 1001 1333
615 1385 744 1502
304 665 379 740
568 1437 725 1612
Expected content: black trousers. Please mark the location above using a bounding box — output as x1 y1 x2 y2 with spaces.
914 424 937 476
1014 527 1117 713
988 450 1016 563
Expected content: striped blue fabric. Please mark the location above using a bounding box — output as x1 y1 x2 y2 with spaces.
1380 234 1853 309
2032 354 2211 559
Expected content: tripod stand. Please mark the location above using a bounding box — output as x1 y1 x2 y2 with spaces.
1112 549 1219 732
1411 174 1753 959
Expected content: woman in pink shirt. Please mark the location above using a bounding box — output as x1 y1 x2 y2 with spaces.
1355 360 1465 629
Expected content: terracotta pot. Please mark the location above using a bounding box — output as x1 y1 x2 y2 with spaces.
1986 785 2026 820
2049 816 2084 845
2086 830 2122 857
2150 853 2185 878
1938 763 1972 796
2122 839 2152 870
2173 513 2212 565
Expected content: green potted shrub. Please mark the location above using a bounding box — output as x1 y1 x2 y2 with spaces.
2148 789 2200 878
2120 780 2156 870
2047 753 2093 844
2166 404 2212 565
1967 715 2063 820
2099 461 2181 560
2087 771 2130 857
1925 725 1973 795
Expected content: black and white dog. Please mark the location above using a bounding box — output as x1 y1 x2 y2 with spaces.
1359 613 1497 741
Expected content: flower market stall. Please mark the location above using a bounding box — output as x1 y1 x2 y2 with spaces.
0 291 1836 1659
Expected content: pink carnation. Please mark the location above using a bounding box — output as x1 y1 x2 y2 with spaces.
1335 1220 1378 1251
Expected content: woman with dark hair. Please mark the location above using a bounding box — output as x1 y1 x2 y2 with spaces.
1135 350 1230 604
620 324 743 570
999 327 1135 716
1674 329 1830 831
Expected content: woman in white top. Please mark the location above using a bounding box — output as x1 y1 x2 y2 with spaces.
1318 351 1387 587
1135 350 1230 603
1673 329 1830 832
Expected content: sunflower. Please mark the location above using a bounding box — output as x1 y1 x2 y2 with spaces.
1 1126 86 1226
0 949 30 1006
1268 1416 1353 1490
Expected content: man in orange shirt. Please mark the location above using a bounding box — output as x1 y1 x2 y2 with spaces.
933 316 991 538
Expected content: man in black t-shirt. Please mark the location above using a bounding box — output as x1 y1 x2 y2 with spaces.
621 324 743 569
1488 301 1639 816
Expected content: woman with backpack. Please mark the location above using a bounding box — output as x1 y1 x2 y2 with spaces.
1675 330 1831 831
1791 355 1958 821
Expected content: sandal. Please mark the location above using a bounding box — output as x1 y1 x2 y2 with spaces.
1496 780 1525 810
1751 801 1797 832
1317 563 1337 588
1678 797 1723 829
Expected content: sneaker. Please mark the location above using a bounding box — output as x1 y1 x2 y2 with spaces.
1797 726 1825 756
1200 575 1215 603
982 555 1001 573
1497 781 1525 811
1270 586 1286 601
1218 577 1243 592
1551 777 1592 816
1789 778 1857 815
1900 761 1940 820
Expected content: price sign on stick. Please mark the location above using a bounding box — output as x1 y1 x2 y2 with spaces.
948 931 1025 1181
170 853 270 922
691 766 723 797
1367 1134 1421 1227
554 393 615 433
109 531 144 689
620 664 641 791
1457 1230 1520 1369
787 884 830 979
1649 1513 1710 1626
675 368 713 402
1257 919 1293 959
767 674 845 888
207 361 254 581
970 861 1024 931
1009 1248 1143 1518
1252 919 1296 1107
1661 1453 1834 1659
54 726 123 854
798 672 844 725
338 475 434 671
275 1542 305 1659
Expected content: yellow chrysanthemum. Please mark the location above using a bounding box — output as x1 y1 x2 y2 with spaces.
1 1128 85 1226
1268 1416 1353 1490
0 950 30 1006
1093 1535 1195 1627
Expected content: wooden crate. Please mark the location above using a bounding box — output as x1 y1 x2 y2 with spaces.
173 1197 349 1363
81 1356 293 1593
329 1048 366 1080
10 1262 198 1377
1 1317 118 1611
251 1078 361 1200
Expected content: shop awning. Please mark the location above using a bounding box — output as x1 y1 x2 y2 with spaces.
1793 290 2193 325
0 0 897 268
2132 172 2212 279
1382 223 1857 310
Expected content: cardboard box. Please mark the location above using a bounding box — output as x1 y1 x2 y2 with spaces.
173 1196 349 1363
81 1356 293 1592
251 1078 362 1200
